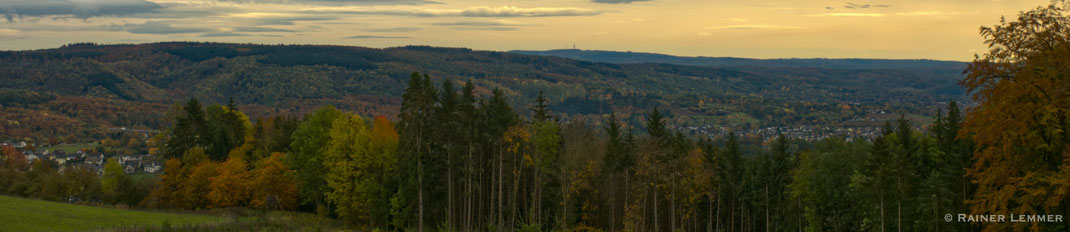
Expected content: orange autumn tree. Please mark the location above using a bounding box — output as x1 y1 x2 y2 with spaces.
146 158 184 208
962 1 1070 231
209 157 252 208
184 160 220 209
368 116 399 226
251 152 299 210
1 145 28 171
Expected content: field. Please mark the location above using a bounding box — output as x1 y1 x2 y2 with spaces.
0 195 222 232
42 143 97 154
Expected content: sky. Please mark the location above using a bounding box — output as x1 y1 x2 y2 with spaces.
0 0 1052 61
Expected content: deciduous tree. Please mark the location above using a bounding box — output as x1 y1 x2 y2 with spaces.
209 157 251 208
962 1 1070 231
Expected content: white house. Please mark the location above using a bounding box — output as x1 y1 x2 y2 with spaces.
144 162 162 173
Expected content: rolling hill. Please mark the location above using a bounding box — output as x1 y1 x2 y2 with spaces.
0 42 967 141
509 49 969 70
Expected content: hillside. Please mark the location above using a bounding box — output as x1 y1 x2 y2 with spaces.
510 49 969 70
0 42 967 141
0 195 221 232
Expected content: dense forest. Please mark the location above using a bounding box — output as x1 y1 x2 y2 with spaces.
1 1 1069 232
509 49 967 70
0 72 985 232
0 33 966 144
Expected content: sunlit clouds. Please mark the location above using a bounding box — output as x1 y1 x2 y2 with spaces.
706 25 802 30
807 13 887 17
0 0 1051 60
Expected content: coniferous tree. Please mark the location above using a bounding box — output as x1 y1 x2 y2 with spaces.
531 91 552 122
715 132 743 232
458 81 481 232
646 107 667 140
600 113 631 231
891 115 918 232
529 93 560 229
436 80 461 229
395 72 439 231
165 98 208 159
852 121 896 232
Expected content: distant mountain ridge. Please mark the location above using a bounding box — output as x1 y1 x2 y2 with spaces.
0 42 966 141
509 49 969 70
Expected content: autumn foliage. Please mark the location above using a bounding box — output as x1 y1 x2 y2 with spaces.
962 1 1070 231
250 153 298 210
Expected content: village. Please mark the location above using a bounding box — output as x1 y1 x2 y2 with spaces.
1 139 163 177
677 124 886 142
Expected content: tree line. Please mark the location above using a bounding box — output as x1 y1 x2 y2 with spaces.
125 71 988 232
0 2 1068 231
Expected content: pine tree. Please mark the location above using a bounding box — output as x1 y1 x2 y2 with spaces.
646 107 667 140
164 98 208 159
458 81 481 232
531 91 552 122
930 100 974 231
719 132 743 232
396 72 439 231
436 80 461 230
891 115 918 232
853 121 896 232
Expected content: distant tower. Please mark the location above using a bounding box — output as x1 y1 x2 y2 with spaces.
572 44 576 49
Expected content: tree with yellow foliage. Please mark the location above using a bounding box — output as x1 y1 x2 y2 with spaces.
183 160 219 209
101 158 131 205
208 157 251 208
146 158 184 208
251 152 299 210
323 114 376 223
963 1 1070 231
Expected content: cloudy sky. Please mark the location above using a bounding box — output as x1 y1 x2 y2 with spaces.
0 0 1050 60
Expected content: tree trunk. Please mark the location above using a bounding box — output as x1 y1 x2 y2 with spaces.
498 147 504 231
897 200 902 232
880 191 885 232
417 133 425 232
739 198 743 232
730 190 735 232
716 187 721 232
511 163 520 231
797 197 802 232
448 145 454 230
708 191 714 232
671 178 676 232
465 144 473 232
654 185 659 232
563 178 571 232
533 156 540 226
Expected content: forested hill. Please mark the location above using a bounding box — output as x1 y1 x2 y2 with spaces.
1 42 965 140
510 49 968 70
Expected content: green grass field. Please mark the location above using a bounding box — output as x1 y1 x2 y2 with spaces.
0 195 222 232
42 143 96 153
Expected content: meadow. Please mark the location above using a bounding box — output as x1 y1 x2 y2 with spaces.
0 195 221 232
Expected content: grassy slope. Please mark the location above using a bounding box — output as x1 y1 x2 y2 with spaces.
0 195 221 232
42 143 97 153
